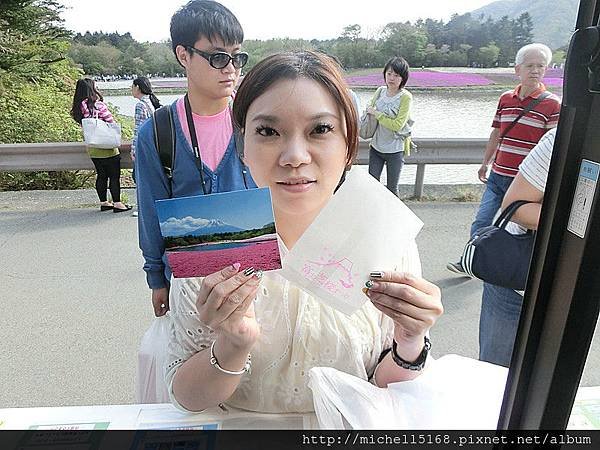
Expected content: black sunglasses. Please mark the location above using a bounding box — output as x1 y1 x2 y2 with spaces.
186 46 249 69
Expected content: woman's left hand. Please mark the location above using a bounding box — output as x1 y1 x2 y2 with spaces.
366 271 443 344
366 106 377 115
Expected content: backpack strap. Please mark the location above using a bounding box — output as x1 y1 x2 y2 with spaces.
152 105 176 186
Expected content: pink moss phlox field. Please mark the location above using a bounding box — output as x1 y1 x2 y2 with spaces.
541 77 564 87
168 239 282 278
346 69 564 88
346 71 494 87
545 68 564 78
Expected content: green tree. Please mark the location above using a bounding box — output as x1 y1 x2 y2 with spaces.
0 0 132 191
513 12 534 51
341 24 361 41
380 22 428 65
476 43 501 67
0 0 70 80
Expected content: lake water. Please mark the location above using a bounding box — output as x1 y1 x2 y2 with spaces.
105 89 504 138
104 83 552 185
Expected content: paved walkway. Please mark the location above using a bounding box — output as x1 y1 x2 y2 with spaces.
1 188 598 409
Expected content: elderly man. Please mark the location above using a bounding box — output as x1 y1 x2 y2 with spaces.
447 43 561 278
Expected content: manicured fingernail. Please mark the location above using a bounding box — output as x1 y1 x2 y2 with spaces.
243 267 255 276
365 280 374 288
362 287 370 297
254 270 263 279
232 262 241 271
370 271 384 279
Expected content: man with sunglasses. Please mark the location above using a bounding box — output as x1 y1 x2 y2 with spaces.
135 0 256 317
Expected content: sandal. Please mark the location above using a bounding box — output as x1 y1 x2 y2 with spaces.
113 205 133 213
100 204 114 211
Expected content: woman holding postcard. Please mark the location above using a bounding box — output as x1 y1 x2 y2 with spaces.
165 51 443 413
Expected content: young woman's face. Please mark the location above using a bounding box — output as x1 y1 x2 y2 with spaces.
242 77 348 219
384 68 403 90
131 84 141 98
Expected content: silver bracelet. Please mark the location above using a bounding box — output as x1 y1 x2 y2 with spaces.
209 340 251 376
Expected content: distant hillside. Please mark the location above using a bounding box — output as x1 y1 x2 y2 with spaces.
471 0 579 49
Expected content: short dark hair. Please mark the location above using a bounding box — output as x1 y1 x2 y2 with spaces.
383 56 410 89
233 51 358 168
170 0 244 58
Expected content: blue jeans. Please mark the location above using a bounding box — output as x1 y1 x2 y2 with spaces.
479 282 524 367
470 171 514 238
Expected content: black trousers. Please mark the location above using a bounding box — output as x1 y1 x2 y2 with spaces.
368 146 404 196
91 155 121 203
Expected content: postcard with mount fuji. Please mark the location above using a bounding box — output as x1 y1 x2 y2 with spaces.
155 188 281 278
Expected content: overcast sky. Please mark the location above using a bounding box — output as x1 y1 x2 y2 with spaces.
59 0 496 42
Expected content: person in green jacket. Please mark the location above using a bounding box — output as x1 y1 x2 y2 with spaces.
366 56 414 197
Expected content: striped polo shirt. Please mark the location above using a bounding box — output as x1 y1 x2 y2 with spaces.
492 84 561 177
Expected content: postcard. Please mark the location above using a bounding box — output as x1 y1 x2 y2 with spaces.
279 168 423 315
155 187 282 278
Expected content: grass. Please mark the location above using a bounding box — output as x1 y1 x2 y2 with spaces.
452 188 482 202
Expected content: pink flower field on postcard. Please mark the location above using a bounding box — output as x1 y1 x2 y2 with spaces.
167 239 282 278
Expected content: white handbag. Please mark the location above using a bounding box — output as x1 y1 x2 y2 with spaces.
81 112 121 149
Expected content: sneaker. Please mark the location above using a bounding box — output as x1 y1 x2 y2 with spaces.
446 260 468 276
132 211 138 217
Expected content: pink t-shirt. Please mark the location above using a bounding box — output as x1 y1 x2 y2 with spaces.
176 97 232 172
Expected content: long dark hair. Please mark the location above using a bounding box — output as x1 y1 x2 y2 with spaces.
133 76 161 109
233 51 358 168
71 78 103 124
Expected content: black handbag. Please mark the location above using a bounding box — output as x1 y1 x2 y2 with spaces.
461 200 535 291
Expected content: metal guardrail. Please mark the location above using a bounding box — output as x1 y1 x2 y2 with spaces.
0 138 487 198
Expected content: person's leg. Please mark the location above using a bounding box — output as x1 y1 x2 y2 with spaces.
384 151 404 196
91 158 109 203
368 146 385 182
106 155 122 203
469 172 513 238
479 282 524 367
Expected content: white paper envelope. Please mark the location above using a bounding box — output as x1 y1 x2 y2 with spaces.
280 168 423 315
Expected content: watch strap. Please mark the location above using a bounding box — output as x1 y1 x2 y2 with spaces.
391 336 431 371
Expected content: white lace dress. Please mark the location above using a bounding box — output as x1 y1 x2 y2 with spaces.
165 240 422 413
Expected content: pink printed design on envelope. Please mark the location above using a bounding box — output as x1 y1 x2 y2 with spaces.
300 248 361 298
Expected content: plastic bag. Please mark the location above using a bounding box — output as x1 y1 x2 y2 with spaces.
135 315 171 404
308 355 508 429
81 117 121 149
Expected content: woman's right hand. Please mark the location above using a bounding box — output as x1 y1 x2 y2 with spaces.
196 263 261 350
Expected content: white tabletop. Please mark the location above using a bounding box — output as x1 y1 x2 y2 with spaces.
0 402 318 430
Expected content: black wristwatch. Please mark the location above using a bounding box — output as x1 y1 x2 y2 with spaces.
391 336 431 371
